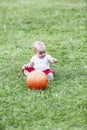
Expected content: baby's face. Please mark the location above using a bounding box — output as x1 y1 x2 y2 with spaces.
37 49 46 58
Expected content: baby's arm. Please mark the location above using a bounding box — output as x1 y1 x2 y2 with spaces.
26 61 34 67
22 55 35 70
49 57 57 63
22 61 34 70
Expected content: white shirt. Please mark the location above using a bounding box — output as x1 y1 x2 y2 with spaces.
30 54 52 70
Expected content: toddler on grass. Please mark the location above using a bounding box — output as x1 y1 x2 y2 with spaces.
22 41 57 80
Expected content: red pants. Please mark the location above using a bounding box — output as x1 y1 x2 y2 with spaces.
22 67 54 75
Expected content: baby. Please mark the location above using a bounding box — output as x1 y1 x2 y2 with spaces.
22 41 57 80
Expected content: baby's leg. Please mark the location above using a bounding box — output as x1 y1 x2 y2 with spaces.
22 65 35 77
43 69 54 80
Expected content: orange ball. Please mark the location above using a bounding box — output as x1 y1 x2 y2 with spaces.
26 70 48 89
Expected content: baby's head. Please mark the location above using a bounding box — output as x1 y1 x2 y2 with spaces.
33 41 46 58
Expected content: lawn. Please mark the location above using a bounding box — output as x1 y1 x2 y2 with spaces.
0 0 87 130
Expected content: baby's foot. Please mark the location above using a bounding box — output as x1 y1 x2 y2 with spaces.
23 70 30 77
47 73 54 80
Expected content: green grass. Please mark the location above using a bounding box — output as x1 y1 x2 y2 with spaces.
0 0 87 130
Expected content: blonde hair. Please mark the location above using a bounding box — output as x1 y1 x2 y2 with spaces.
33 41 46 53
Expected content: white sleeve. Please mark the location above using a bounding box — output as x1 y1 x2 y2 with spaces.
30 55 35 62
47 54 52 61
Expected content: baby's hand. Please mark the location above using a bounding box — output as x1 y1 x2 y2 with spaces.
50 58 57 63
25 64 29 68
53 58 57 63
22 64 29 70
23 62 34 68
